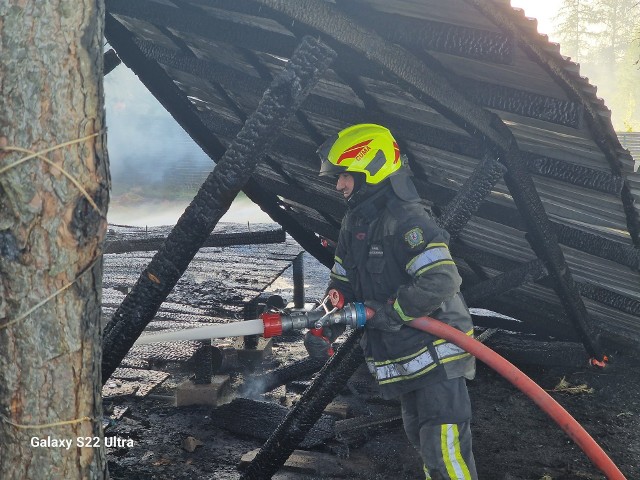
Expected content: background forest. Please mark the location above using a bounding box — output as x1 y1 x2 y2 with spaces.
554 0 640 131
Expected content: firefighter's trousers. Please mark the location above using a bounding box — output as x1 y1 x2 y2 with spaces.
400 377 478 480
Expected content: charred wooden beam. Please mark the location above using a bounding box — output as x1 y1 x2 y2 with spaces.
437 151 507 238
240 330 365 480
565 282 640 317
104 48 121 75
211 397 335 448
483 333 589 368
520 152 624 195
553 224 640 272
104 228 286 254
451 77 581 128
462 258 548 305
101 29 336 382
193 341 213 384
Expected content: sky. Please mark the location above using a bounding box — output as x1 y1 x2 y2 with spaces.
105 1 562 227
510 0 561 42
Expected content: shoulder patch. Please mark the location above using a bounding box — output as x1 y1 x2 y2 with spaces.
404 227 425 248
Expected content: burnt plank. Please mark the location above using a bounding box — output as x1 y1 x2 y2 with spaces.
104 228 286 254
210 398 335 448
483 332 589 368
102 368 170 398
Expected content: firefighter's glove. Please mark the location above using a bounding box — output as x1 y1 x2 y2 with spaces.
304 330 332 359
304 324 345 359
364 300 403 332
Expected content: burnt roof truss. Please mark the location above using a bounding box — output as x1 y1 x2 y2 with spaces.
104 0 640 361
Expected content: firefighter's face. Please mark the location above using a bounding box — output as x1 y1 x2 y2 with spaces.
336 173 355 198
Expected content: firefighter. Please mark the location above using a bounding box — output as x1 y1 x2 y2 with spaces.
304 124 478 480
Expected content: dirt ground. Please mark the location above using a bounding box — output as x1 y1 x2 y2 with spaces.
104 332 640 480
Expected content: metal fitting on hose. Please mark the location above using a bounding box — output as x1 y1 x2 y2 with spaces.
319 302 367 329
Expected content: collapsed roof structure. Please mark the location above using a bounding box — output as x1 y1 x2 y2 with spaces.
103 0 640 360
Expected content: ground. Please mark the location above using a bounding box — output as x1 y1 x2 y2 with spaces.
104 333 639 480
104 247 639 479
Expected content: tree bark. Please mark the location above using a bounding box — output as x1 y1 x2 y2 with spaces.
0 2 108 479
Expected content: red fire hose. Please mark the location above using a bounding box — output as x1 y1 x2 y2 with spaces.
408 316 627 480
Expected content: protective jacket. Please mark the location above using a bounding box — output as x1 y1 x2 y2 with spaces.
328 185 475 399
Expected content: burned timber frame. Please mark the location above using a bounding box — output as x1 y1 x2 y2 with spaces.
107 0 640 348
103 0 640 476
104 0 640 356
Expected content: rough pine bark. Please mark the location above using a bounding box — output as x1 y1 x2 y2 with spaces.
0 2 108 479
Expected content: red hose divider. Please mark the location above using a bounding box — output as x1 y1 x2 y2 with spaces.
408 316 626 480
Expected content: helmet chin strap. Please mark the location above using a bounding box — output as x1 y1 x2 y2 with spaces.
346 179 390 209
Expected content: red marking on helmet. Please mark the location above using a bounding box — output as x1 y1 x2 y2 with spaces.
393 142 400 163
337 140 373 164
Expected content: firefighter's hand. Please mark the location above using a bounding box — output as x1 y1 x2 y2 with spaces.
304 330 333 359
364 300 403 332
304 324 346 359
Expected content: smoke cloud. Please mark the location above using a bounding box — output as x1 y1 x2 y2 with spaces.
104 63 271 226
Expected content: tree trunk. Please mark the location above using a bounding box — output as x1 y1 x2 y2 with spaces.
0 2 108 479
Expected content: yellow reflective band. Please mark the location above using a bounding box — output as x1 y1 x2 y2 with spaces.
374 338 472 385
374 345 430 367
441 424 472 480
415 260 456 277
377 362 438 385
441 353 471 364
406 245 453 276
423 464 432 480
330 272 349 283
335 255 343 265
331 261 347 277
393 298 415 322
433 329 474 346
